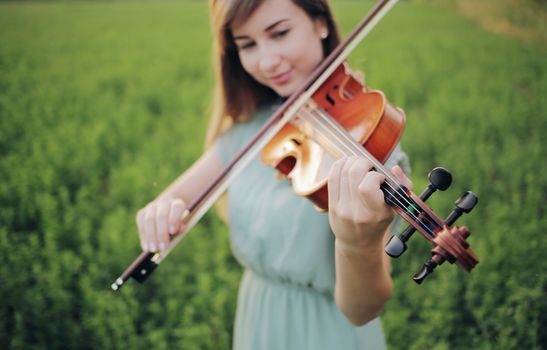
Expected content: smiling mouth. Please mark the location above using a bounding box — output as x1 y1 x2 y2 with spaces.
269 70 292 85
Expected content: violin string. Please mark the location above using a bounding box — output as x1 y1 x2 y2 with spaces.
297 105 412 204
304 105 442 237
307 107 410 195
296 105 440 236
304 108 422 217
299 105 439 236
302 105 441 236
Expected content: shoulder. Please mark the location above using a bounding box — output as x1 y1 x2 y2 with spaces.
218 100 280 140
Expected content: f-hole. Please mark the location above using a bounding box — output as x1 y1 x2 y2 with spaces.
291 138 302 146
325 84 339 107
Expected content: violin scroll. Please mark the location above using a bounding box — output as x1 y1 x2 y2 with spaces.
414 225 477 284
385 169 479 284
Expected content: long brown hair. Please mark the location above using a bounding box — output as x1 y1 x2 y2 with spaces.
205 0 342 147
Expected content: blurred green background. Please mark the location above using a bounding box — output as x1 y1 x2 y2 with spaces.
0 0 545 349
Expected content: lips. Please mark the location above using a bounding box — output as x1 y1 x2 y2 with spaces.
269 70 292 85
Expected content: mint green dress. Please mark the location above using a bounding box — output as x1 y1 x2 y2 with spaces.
215 102 410 350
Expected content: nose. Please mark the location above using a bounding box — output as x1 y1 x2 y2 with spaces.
258 44 282 74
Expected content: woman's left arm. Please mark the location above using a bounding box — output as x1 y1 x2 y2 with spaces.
328 156 410 326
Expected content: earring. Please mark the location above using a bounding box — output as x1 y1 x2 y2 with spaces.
320 31 328 39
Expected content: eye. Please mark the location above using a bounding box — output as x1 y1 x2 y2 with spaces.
273 29 290 39
237 41 256 51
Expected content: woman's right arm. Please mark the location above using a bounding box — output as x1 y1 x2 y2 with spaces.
136 146 224 253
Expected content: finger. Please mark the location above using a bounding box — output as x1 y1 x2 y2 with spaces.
136 209 147 251
328 157 346 208
391 165 412 190
144 205 158 252
358 171 387 211
155 201 169 252
168 199 187 236
338 156 358 205
348 157 373 207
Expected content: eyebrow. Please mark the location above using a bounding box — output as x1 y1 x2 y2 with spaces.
233 19 290 41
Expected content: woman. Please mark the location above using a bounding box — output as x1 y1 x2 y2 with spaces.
136 0 411 348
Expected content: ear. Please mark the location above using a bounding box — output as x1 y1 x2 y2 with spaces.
314 17 329 39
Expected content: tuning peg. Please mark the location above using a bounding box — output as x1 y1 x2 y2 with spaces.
444 191 478 226
413 259 438 284
385 167 453 258
421 167 452 201
384 234 406 257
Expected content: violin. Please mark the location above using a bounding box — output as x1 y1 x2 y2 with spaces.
261 62 406 211
111 0 478 291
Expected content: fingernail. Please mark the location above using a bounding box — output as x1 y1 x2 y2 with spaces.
150 243 156 252
159 242 165 251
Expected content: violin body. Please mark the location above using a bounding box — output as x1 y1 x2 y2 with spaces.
261 63 406 210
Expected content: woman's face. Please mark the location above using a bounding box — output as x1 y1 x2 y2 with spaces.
231 0 328 97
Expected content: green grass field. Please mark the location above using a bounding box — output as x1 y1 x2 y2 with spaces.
1 1 545 349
